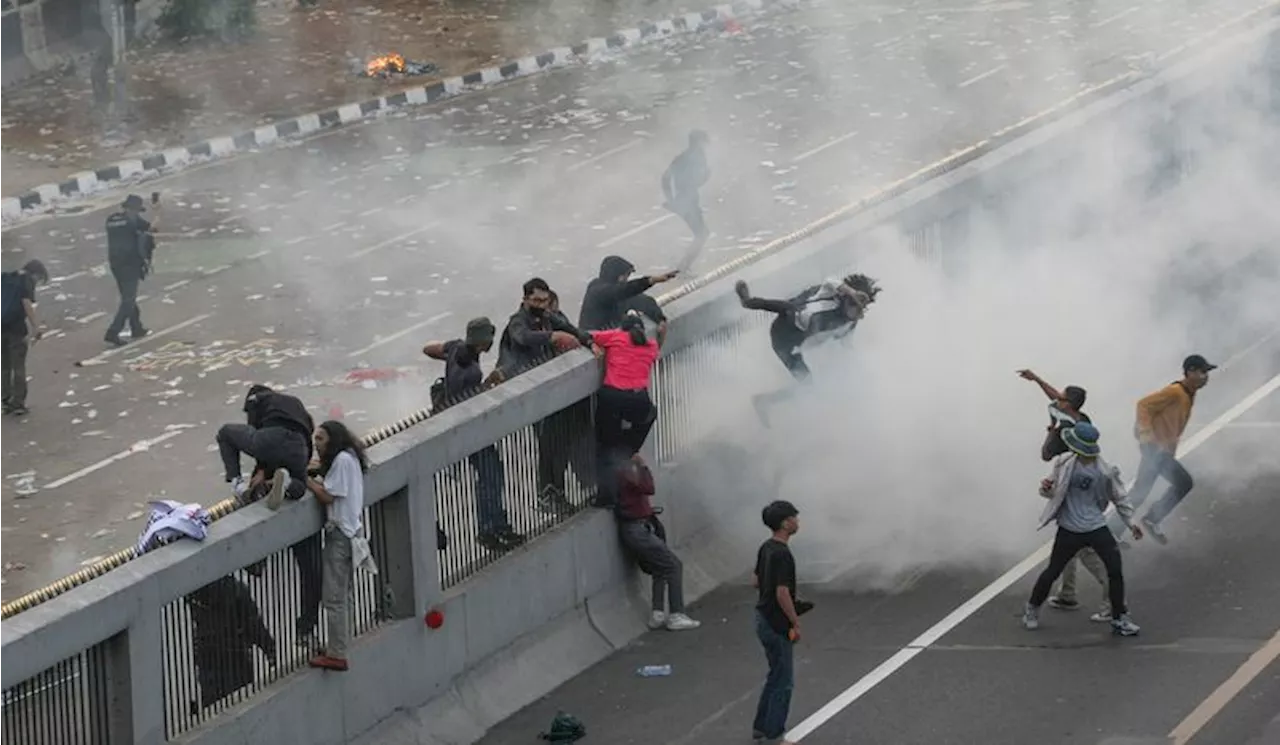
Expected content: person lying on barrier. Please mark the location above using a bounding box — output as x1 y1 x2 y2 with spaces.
218 384 314 508
735 273 880 427
589 312 660 508
614 453 700 631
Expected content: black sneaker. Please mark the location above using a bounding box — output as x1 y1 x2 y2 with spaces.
498 528 527 548
104 335 126 347
477 532 512 553
7 405 29 417
1048 596 1080 611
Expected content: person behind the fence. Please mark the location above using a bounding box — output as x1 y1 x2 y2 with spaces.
186 574 276 715
590 313 660 507
1023 422 1143 637
615 453 701 631
218 384 314 509
306 420 369 672
503 285 596 515
578 255 679 332
424 318 526 552
735 273 880 427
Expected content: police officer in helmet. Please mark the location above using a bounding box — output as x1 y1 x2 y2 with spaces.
104 193 159 346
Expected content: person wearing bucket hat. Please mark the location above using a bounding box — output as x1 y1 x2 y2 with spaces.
1024 421 1144 637
1119 354 1216 544
1016 368 1111 620
103 193 160 346
423 317 525 553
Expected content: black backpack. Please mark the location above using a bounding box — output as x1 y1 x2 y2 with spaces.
539 711 586 742
1 272 24 326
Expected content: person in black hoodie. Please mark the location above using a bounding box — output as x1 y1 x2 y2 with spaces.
186 574 276 714
578 255 679 332
217 384 315 509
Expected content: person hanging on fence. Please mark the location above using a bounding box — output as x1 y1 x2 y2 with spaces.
614 453 701 631
186 574 277 715
307 420 375 672
424 317 526 553
734 273 881 427
589 312 661 507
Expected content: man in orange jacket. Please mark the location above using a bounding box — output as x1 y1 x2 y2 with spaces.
1123 354 1216 544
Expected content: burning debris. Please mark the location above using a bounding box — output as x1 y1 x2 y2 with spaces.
362 53 438 79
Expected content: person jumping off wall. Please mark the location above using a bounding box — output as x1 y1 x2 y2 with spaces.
735 273 881 426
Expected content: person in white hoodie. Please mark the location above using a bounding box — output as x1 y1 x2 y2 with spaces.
1022 421 1144 637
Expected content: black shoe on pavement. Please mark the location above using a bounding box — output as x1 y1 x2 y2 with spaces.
104 335 126 346
477 532 513 553
130 328 150 340
7 405 29 417
498 528 526 548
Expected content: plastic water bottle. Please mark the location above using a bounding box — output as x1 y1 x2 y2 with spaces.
636 664 672 678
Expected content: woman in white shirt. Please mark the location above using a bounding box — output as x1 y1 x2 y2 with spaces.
306 420 368 671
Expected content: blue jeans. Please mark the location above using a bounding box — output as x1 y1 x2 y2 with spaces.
753 611 794 739
469 446 509 536
1109 443 1194 535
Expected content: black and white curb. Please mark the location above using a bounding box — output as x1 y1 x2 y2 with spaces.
1 0 794 224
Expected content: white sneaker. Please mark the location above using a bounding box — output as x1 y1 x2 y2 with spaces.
1021 604 1040 631
648 611 667 630
1111 613 1140 637
1089 610 1113 623
665 613 701 631
266 468 289 511
231 475 250 501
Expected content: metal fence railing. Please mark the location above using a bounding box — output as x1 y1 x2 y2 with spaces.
1 642 112 745
159 498 396 739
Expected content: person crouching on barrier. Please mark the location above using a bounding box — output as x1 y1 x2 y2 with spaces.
1023 422 1143 637
615 453 700 631
735 273 880 427
589 312 660 507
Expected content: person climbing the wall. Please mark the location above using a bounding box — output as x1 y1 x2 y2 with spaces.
735 273 881 426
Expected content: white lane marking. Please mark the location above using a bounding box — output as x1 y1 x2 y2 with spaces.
1170 626 1280 744
350 223 438 259
286 236 310 246
598 214 674 249
42 429 188 490
957 64 1008 89
1223 421 1280 429
346 312 453 358
794 131 861 163
786 371 1280 741
247 249 270 260
164 279 191 291
76 314 212 367
200 264 230 276
567 138 646 173
323 221 348 232
1094 7 1139 28
52 271 88 284
1219 326 1280 370
359 206 385 217
77 311 107 324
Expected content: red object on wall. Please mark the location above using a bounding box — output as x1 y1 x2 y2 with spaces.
424 609 444 629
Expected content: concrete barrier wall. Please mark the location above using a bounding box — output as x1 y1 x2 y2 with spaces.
2 16 1275 745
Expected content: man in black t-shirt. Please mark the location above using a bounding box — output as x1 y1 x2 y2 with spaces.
752 500 807 742
424 318 525 552
1017 369 1111 620
2 259 49 416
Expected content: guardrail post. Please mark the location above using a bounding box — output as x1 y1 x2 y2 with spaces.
377 487 420 620
117 608 165 745
406 458 444 616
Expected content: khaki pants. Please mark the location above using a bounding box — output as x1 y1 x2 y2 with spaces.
321 528 354 658
1054 547 1111 613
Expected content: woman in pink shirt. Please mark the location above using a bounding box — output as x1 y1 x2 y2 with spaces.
590 313 660 458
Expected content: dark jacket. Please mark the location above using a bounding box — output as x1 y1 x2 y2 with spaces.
662 146 710 204
245 388 314 443
186 575 276 710
495 306 590 379
578 256 654 331
105 211 154 277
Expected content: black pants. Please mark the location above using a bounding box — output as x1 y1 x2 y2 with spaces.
106 271 144 339
595 386 656 456
1 331 29 407
537 398 594 494
1030 526 1127 616
217 423 310 499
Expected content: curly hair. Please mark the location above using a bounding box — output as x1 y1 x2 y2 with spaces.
843 273 881 301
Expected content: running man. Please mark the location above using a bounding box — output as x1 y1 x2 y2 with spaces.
662 130 711 272
1017 369 1111 621
1117 354 1215 544
1023 422 1143 637
736 273 880 426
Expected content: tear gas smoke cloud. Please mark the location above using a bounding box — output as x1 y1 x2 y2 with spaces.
670 38 1280 592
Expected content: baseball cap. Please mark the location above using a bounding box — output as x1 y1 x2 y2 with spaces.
1183 354 1218 373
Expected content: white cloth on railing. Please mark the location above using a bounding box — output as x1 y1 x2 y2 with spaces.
352 534 378 575
136 500 212 554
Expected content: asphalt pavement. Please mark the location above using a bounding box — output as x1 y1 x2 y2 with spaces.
0 0 1271 599
479 341 1280 745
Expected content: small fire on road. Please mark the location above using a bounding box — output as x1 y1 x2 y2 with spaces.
362 53 438 79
